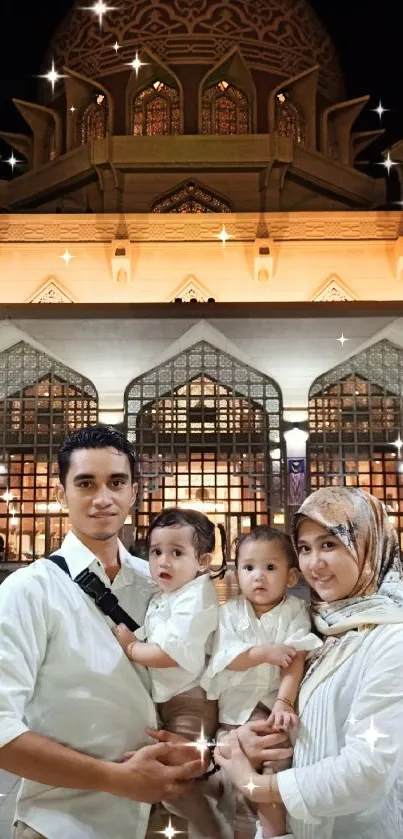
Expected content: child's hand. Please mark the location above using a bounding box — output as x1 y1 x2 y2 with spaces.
113 623 136 657
268 700 299 731
264 643 297 668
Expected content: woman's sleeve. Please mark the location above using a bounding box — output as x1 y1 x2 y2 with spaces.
277 626 403 823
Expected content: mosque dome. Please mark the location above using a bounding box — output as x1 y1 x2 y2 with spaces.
48 0 344 102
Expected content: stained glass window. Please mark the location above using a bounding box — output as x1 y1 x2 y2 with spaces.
133 82 180 136
275 92 306 146
80 94 108 144
152 180 231 213
125 341 284 561
0 343 98 564
308 340 403 547
202 81 250 135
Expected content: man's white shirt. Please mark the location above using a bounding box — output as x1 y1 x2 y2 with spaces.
0 531 158 839
136 573 219 702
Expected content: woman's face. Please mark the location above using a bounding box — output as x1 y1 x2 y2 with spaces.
297 518 360 601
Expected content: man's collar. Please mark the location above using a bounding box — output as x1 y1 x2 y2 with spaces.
55 530 152 585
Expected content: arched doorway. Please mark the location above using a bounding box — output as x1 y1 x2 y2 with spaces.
125 342 284 559
308 339 403 546
0 342 98 564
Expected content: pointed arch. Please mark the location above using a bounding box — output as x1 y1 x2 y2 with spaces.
80 93 109 144
125 50 183 135
151 179 232 213
64 67 114 150
0 342 98 563
308 339 403 545
124 341 284 542
275 92 307 146
199 50 255 135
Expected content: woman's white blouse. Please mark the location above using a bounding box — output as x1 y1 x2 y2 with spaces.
277 624 403 839
201 594 322 724
136 573 219 702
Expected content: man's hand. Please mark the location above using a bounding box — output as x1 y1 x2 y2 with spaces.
236 719 293 768
146 728 209 772
108 741 203 802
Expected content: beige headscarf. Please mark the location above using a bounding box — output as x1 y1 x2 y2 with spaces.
293 487 403 711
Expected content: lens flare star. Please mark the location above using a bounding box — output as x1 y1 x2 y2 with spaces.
381 153 397 174
216 225 233 245
243 776 259 796
112 41 121 53
60 250 75 266
83 2 117 27
195 726 210 761
337 333 349 347
158 818 182 838
39 61 66 93
126 52 147 75
357 717 388 753
5 151 22 171
372 100 389 121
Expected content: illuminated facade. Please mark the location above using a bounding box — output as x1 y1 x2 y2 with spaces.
1 0 403 568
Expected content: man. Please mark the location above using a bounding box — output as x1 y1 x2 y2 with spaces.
0 426 202 839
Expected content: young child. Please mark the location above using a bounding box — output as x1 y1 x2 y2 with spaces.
202 525 322 839
114 507 230 839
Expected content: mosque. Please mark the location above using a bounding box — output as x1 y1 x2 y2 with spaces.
1 0 403 573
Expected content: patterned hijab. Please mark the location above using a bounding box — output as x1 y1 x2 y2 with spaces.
292 487 403 710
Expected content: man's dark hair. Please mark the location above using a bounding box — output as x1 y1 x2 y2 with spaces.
57 426 140 487
234 525 297 568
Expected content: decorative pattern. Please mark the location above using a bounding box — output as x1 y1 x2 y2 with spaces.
276 92 306 146
133 83 180 136
1 214 399 242
308 339 403 543
171 276 213 302
47 0 344 103
313 277 354 302
0 342 98 563
30 280 73 304
151 181 231 213
202 83 250 135
79 94 108 144
125 340 285 542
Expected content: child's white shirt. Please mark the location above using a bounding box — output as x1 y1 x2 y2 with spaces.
201 594 322 724
135 573 219 702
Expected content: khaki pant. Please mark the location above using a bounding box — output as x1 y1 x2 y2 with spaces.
13 824 46 839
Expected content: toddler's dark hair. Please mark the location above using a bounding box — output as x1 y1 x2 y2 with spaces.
147 507 227 579
234 525 297 569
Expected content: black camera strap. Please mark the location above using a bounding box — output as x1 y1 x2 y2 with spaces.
48 554 140 632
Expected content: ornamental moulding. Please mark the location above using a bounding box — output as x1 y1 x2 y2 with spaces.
0 214 401 243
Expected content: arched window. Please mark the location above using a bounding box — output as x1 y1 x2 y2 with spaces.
275 92 306 146
80 94 108 144
308 339 403 547
152 180 231 213
125 341 284 557
202 80 250 135
133 82 180 136
0 342 98 564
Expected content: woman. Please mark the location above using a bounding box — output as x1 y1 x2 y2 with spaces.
215 487 403 839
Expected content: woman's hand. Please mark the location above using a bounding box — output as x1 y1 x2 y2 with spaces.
237 718 293 768
112 623 136 657
268 700 299 731
215 731 273 804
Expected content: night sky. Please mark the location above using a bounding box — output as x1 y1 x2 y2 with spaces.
0 0 402 200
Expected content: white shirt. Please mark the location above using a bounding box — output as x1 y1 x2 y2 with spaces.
136 573 219 702
0 531 158 839
277 624 403 839
201 595 322 724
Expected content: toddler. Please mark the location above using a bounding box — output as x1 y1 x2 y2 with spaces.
202 525 322 839
115 507 229 839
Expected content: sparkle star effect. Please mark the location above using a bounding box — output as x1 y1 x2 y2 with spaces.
194 726 210 761
158 818 182 838
112 41 121 53
372 100 389 121
337 333 349 347
5 151 22 171
126 52 147 75
1 490 15 504
69 106 77 113
39 61 66 93
243 776 259 796
216 224 233 245
357 717 388 753
60 249 75 266
83 2 117 27
394 436 403 453
381 153 397 174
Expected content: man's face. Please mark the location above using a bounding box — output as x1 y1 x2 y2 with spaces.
57 446 137 543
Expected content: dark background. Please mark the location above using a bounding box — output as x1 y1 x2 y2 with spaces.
0 0 401 200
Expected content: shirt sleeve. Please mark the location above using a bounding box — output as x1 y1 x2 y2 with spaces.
277 625 403 823
0 567 50 748
150 585 219 674
202 601 253 681
282 600 323 653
